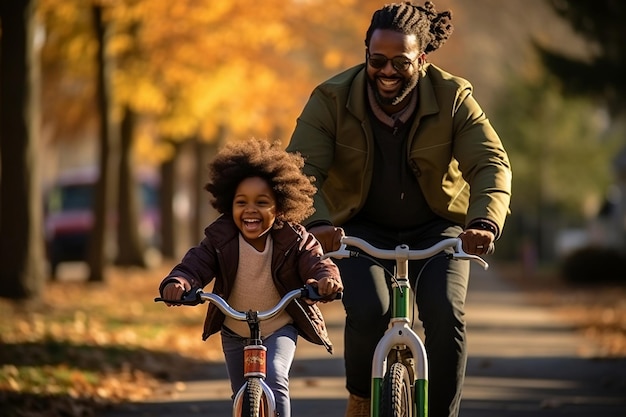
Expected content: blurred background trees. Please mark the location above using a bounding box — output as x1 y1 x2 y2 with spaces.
530 0 626 281
536 0 626 117
1 0 625 299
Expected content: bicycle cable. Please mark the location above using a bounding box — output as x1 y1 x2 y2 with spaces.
351 249 417 328
352 249 448 329
410 254 445 328
351 251 398 290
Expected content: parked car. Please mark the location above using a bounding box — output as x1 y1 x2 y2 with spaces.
44 167 161 276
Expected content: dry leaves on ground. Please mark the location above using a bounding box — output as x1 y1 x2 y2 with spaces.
0 263 222 417
498 263 626 358
2 260 624 417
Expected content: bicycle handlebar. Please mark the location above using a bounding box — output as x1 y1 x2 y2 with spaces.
322 236 490 270
154 284 343 321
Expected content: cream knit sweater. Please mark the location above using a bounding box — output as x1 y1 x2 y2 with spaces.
223 234 293 337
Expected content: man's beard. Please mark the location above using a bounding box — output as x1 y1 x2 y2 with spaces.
368 73 419 107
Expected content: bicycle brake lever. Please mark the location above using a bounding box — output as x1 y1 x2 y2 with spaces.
321 243 351 260
452 241 490 270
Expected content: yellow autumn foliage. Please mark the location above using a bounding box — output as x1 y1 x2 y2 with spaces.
39 0 384 163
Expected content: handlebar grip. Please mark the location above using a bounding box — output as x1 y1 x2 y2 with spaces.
154 288 204 305
304 284 343 301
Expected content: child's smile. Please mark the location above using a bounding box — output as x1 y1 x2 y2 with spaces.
232 176 277 251
242 218 263 232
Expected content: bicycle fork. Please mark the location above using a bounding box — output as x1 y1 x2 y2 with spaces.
232 344 277 416
370 279 429 417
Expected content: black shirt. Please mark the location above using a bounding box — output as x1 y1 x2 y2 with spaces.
358 112 437 230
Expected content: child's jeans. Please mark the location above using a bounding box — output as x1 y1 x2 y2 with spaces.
221 324 298 417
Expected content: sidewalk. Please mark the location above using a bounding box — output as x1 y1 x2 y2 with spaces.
99 263 626 416
462 264 625 416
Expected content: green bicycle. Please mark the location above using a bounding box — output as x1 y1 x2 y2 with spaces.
323 236 489 417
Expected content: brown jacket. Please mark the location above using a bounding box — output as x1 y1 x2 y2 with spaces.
159 215 341 353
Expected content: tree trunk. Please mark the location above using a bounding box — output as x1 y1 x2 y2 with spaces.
192 134 222 243
87 4 118 282
115 106 147 266
159 160 175 259
0 0 47 300
159 141 181 260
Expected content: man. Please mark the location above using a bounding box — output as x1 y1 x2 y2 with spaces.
286 2 512 417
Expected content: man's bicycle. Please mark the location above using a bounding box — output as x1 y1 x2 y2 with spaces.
323 236 490 417
155 284 342 417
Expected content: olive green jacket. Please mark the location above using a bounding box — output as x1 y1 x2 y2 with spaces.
286 63 512 236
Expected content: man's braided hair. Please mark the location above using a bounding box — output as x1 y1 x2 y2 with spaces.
205 138 316 228
365 2 454 54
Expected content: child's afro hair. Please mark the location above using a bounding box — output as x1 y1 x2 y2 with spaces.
205 138 317 227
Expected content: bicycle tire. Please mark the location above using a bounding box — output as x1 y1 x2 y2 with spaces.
241 378 272 417
381 362 413 417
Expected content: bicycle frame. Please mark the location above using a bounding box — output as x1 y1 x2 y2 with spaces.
323 237 488 417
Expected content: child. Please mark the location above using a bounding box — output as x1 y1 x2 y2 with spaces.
158 138 343 417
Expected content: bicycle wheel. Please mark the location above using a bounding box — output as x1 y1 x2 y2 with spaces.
381 362 413 417
240 378 272 417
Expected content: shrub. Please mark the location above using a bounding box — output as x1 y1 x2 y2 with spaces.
559 246 626 284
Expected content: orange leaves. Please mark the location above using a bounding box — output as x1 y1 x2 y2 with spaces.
114 74 167 114
0 263 222 416
38 0 386 160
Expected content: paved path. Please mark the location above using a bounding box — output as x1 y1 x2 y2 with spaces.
100 263 626 416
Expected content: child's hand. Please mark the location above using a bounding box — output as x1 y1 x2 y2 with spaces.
306 277 343 303
162 281 186 306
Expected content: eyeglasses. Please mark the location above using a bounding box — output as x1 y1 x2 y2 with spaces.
367 52 419 72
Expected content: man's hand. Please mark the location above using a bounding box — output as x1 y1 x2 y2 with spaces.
458 228 494 255
309 224 345 253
